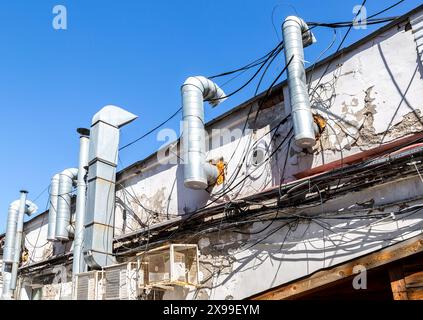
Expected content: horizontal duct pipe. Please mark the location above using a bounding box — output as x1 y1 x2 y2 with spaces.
282 16 317 148
181 76 226 190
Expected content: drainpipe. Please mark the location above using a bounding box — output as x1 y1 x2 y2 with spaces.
55 168 78 241
72 128 90 276
84 105 137 269
1 191 37 299
181 76 227 190
282 16 317 148
47 174 60 241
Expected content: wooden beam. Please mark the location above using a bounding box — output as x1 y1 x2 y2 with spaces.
294 134 423 179
389 265 408 300
250 235 423 300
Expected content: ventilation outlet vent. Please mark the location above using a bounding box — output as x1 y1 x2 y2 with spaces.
74 271 103 300
103 262 139 300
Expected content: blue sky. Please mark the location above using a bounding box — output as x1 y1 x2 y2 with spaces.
0 0 420 232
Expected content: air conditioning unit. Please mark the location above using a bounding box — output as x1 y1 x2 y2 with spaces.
103 262 141 300
138 244 199 288
41 284 59 300
73 271 104 300
59 281 73 300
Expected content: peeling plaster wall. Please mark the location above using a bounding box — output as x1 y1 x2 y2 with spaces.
116 18 423 237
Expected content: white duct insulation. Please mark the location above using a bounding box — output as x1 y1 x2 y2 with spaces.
282 16 317 148
83 105 137 269
1 193 37 299
55 168 78 241
181 76 227 190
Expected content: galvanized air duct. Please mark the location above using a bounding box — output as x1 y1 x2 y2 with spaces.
2 191 37 299
55 168 78 241
47 174 60 241
181 76 227 190
72 128 90 276
3 196 37 263
282 16 317 148
84 105 137 269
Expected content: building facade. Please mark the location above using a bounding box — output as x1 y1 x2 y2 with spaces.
2 4 423 300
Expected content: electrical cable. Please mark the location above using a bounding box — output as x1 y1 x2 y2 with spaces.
119 107 182 151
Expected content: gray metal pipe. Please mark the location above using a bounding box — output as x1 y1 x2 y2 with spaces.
282 16 317 148
55 168 78 241
10 191 28 291
2 194 37 299
5 192 37 295
181 76 226 190
72 128 90 276
3 200 21 264
47 174 60 241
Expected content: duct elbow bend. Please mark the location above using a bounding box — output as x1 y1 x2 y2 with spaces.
283 16 316 48
181 76 226 190
3 199 38 263
182 76 227 107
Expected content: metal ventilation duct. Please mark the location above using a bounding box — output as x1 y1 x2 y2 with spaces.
1 191 37 299
55 168 78 241
282 16 317 148
72 128 90 276
181 76 226 190
3 196 37 263
83 105 137 269
47 174 60 241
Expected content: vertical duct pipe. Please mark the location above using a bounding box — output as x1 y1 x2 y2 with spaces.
181 76 226 190
47 174 60 241
3 201 21 264
9 191 28 292
282 16 317 148
1 191 37 299
55 168 78 241
84 105 137 269
72 128 90 276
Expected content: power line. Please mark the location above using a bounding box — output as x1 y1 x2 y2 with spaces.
119 107 182 151
310 0 368 95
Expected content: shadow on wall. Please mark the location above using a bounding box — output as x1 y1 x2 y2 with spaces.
182 209 423 300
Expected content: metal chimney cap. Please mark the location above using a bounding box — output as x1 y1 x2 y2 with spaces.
77 128 90 137
19 190 28 194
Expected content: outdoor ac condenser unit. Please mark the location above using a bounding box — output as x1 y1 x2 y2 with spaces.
74 271 104 300
41 282 73 300
103 262 141 300
138 244 200 288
